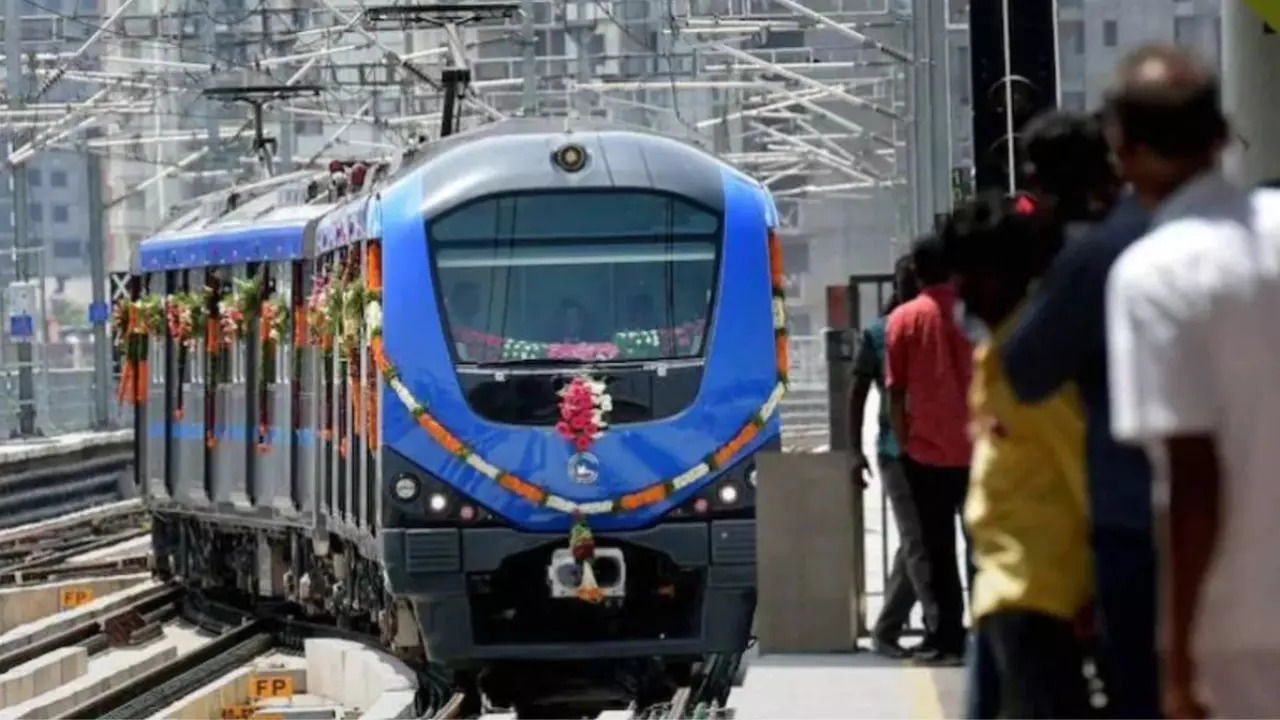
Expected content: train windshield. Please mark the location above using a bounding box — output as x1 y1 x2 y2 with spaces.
430 191 721 365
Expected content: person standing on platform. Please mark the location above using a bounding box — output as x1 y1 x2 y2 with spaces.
884 234 973 666
851 256 924 659
945 193 1093 718
1001 112 1161 718
1104 44 1280 720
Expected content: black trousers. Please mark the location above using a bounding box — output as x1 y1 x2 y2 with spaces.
980 610 1091 719
1092 527 1161 719
902 455 970 653
871 454 930 642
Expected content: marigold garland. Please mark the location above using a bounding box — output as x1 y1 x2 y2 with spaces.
361 225 789 515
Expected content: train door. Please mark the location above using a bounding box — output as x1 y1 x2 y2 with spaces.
253 258 300 515
177 269 212 505
212 262 253 509
142 273 166 499
301 256 326 529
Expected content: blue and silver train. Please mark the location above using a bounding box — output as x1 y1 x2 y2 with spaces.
128 119 787 714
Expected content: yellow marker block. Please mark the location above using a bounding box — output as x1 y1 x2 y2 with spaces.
59 587 93 609
250 674 295 699
1244 0 1280 30
219 706 255 720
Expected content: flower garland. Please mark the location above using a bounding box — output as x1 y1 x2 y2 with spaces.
339 278 366 355
569 514 604 603
500 338 549 361
556 376 611 453
260 295 289 345
166 291 209 347
136 295 166 338
218 276 262 344
110 299 130 350
366 230 790 517
305 270 336 350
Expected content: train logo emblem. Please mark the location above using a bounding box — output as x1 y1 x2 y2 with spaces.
567 452 600 485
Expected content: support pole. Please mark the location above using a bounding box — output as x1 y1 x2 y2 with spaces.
568 0 596 117
520 0 538 115
1223 0 1280 186
6 0 37 437
87 129 109 429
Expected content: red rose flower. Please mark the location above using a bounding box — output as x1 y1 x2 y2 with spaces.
574 435 592 452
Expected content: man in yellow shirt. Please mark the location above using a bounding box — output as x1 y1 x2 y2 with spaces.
939 194 1092 718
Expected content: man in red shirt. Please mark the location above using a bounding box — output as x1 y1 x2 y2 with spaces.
885 233 973 665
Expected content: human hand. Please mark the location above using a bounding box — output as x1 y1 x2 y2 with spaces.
850 452 870 489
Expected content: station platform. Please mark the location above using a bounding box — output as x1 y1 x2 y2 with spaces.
0 429 132 467
734 650 964 719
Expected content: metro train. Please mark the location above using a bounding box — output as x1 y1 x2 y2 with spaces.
120 118 788 714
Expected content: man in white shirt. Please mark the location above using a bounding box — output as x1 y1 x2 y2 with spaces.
1104 44 1280 719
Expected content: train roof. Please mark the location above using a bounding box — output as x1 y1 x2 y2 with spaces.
132 118 775 274
134 202 333 273
391 117 767 219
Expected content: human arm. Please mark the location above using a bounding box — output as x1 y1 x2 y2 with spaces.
1151 437 1219 719
847 328 878 479
1001 240 1097 402
883 311 909 454
1105 247 1218 718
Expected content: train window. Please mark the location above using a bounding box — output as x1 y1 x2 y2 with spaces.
429 191 720 363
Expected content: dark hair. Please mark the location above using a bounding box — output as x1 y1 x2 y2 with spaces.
1020 110 1112 199
909 234 949 286
1102 44 1228 160
940 192 1039 278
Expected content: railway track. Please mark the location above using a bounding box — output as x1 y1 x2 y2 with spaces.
0 508 149 572
0 584 182 676
0 555 152 587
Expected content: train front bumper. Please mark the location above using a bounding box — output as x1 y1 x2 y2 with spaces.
381 519 756 663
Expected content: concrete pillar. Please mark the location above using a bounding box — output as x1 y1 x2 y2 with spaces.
1222 0 1280 186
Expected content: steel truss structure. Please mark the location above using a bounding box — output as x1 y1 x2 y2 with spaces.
0 0 933 240
1 0 970 439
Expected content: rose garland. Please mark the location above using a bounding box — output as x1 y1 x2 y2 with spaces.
166 291 209 347
556 376 611 453
218 276 262 344
305 269 336 351
260 295 289 346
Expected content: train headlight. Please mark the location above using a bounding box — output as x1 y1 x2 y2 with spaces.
718 483 739 505
428 493 448 513
393 474 419 501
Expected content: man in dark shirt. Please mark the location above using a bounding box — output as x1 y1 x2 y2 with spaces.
851 256 924 659
1000 115 1160 718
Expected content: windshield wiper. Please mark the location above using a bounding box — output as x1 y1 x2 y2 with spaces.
470 358 589 368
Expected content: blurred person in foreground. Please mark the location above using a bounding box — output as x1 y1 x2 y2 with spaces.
1104 44 1280 719
851 256 924 659
1001 110 1161 718
884 234 973 665
945 192 1092 717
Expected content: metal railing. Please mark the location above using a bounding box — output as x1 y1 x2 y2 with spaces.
0 366 127 438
